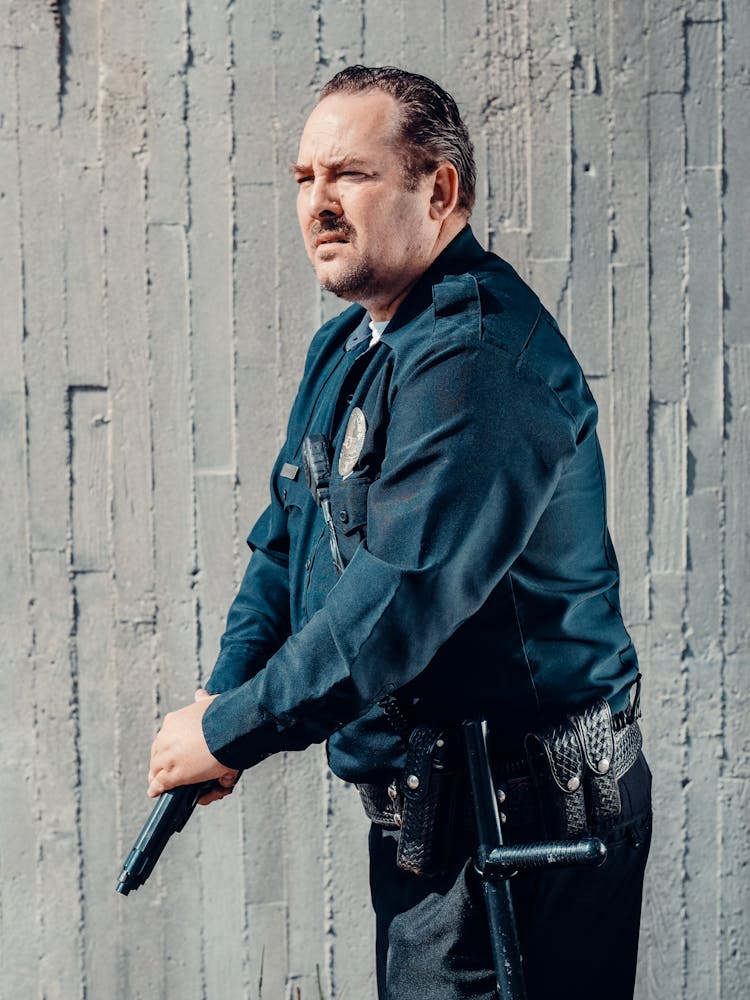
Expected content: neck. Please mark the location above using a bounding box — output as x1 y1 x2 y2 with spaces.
363 215 468 321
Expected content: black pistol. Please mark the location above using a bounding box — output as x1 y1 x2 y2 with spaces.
116 781 215 895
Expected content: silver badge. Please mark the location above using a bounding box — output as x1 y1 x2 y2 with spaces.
339 407 366 479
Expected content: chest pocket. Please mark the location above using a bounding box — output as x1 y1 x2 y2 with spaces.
329 472 373 568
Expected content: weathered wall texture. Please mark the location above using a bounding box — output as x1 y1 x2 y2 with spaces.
1 1 747 998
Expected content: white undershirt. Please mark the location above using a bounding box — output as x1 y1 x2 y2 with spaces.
368 318 389 347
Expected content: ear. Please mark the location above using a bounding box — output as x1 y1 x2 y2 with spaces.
429 162 460 219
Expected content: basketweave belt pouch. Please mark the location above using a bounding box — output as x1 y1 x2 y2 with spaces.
396 725 458 878
524 698 625 839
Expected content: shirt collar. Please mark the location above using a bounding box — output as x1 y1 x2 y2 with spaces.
379 225 486 342
337 225 486 352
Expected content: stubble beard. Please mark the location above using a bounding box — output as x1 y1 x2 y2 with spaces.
317 255 379 301
309 218 381 303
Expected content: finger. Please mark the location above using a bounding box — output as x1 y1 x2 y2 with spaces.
147 762 177 797
149 734 165 781
198 786 232 806
194 688 210 702
148 749 163 785
147 778 165 798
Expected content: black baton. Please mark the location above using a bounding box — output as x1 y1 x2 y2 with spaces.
462 719 607 1000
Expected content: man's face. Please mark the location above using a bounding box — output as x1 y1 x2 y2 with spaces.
294 91 439 315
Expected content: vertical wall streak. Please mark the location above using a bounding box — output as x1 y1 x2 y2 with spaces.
2 11 39 997
225 4 252 995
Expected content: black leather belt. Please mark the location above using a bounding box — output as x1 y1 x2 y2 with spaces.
358 717 643 834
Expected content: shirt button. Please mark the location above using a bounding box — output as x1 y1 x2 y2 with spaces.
338 510 349 524
305 559 312 571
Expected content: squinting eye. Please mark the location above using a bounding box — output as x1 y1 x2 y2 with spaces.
296 176 313 186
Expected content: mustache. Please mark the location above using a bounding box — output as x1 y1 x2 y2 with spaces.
310 218 355 245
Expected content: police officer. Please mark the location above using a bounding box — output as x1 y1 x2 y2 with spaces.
148 66 651 1000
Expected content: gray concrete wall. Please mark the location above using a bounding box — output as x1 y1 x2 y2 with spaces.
1 1 747 998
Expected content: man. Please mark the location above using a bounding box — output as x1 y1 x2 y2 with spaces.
148 66 651 999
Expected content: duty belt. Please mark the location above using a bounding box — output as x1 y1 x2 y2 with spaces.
358 709 643 838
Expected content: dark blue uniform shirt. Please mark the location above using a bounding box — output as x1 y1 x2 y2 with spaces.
202 227 639 782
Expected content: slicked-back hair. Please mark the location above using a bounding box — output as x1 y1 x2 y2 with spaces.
319 65 476 216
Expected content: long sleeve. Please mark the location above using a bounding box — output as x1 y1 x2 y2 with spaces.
201 318 583 769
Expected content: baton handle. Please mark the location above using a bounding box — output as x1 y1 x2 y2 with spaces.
463 718 611 999
485 837 606 880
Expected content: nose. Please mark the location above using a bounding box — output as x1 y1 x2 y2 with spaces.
305 177 342 220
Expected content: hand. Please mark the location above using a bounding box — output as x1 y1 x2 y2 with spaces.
148 688 240 803
193 688 242 805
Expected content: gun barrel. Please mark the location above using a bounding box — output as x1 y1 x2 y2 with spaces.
116 783 210 895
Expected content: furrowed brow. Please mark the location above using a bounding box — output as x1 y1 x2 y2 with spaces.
290 156 370 177
329 156 369 171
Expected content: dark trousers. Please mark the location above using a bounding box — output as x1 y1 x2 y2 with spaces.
368 753 652 1000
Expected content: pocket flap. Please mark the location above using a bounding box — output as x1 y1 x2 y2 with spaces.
331 475 371 537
